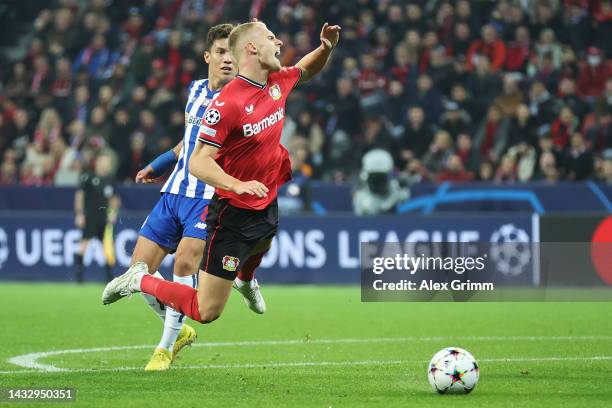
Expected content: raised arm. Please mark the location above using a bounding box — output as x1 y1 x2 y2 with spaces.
189 142 269 197
295 23 341 84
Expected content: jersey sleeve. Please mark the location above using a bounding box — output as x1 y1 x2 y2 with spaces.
197 100 238 149
276 66 303 90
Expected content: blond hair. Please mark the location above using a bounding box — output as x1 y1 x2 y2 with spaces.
229 21 263 60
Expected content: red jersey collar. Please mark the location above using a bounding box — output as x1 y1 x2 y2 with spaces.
237 74 267 90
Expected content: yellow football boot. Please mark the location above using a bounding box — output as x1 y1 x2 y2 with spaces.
172 324 197 361
144 348 172 372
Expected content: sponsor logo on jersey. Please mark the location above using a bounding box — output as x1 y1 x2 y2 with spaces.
205 109 221 125
245 104 254 114
185 113 203 126
199 126 216 137
222 255 240 272
242 107 284 137
214 100 225 107
269 84 282 100
194 222 207 230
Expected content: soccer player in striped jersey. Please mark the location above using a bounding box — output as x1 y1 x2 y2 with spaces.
117 24 265 372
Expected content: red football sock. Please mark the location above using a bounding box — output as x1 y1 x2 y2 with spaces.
237 252 265 281
141 274 202 322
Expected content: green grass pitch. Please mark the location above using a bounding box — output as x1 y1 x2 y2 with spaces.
1 283 611 407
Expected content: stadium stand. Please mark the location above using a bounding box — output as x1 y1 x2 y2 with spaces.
0 0 611 190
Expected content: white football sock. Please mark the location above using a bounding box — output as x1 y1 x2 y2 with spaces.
158 274 196 351
140 271 166 321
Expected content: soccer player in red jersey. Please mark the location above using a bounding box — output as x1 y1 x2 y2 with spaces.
103 21 341 325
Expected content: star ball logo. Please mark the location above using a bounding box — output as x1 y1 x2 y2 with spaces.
489 224 531 276
205 109 221 125
0 227 9 269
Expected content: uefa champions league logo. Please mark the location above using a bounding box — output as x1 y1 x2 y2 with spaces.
0 227 9 270
489 224 531 276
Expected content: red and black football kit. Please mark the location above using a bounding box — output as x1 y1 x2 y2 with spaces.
196 66 302 280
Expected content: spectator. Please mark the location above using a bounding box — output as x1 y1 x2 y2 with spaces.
577 47 612 99
507 141 537 182
455 133 480 173
603 151 612 183
477 160 495 181
130 35 157 85
384 80 409 131
328 77 363 138
407 74 443 122
474 105 510 162
427 46 454 95
437 154 474 182
389 44 416 85
356 52 387 109
467 56 502 119
595 78 612 118
423 130 454 175
85 106 111 145
494 74 525 118
451 22 472 58
508 104 538 148
401 106 433 160
528 29 563 75
495 154 517 183
535 151 561 183
559 77 589 120
565 133 594 180
551 106 579 150
72 33 111 80
505 26 531 72
528 80 557 129
360 116 396 160
440 102 471 140
467 24 507 72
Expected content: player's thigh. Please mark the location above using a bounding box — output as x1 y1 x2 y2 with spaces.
175 196 210 276
130 235 169 274
139 194 183 254
196 270 233 322
173 237 206 277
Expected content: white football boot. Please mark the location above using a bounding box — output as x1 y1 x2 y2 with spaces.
102 261 147 305
233 278 266 314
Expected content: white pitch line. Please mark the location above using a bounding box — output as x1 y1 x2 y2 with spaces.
5 335 612 373
1 356 611 375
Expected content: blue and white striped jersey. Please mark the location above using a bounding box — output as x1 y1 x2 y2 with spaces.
161 79 218 199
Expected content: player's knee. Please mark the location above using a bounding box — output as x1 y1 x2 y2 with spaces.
174 256 198 277
198 307 222 324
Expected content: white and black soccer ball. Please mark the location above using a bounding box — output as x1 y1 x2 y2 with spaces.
428 347 479 394
204 108 221 125
489 224 531 276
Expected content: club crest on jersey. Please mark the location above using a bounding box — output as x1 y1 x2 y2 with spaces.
205 109 221 125
222 255 240 272
269 84 282 100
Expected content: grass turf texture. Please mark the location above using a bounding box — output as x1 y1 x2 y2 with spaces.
1 283 611 407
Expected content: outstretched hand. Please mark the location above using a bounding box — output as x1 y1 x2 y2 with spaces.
320 23 341 50
135 165 163 184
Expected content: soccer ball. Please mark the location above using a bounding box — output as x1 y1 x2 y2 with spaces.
428 347 479 394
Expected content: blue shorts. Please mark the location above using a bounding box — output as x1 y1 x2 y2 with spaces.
140 193 210 252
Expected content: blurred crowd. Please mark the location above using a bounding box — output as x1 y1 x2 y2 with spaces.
0 0 612 188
